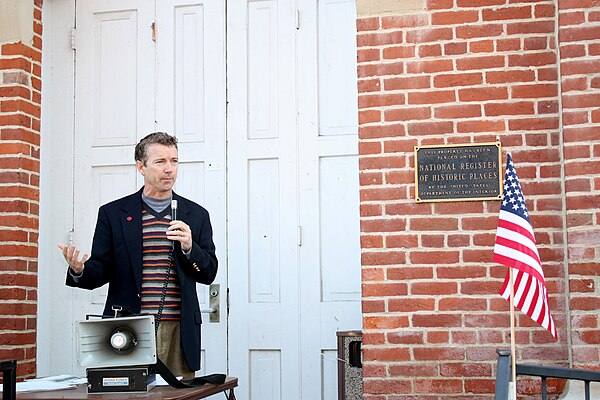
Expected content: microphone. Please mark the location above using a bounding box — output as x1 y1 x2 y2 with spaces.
171 199 178 221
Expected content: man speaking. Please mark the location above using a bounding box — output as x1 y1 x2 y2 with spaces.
58 132 218 378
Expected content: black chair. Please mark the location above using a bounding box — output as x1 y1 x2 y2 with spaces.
0 360 16 400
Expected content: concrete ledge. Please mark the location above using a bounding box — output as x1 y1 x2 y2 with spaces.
356 0 424 17
561 380 600 399
0 0 34 45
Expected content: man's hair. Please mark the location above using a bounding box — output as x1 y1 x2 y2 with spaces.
134 132 178 165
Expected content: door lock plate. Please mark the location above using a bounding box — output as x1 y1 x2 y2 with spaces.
208 283 219 323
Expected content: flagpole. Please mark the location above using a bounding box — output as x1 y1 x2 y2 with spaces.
509 267 517 400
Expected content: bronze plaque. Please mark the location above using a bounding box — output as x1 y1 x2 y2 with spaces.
414 142 502 203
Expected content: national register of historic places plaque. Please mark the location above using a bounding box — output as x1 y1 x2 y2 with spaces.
414 142 502 203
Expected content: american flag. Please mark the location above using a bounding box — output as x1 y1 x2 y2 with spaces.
493 154 557 340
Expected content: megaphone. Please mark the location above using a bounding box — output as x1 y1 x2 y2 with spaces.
77 315 156 368
76 315 157 393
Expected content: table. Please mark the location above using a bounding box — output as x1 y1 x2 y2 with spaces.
1 377 237 400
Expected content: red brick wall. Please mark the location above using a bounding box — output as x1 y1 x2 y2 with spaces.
358 0 598 398
0 0 43 380
559 0 600 369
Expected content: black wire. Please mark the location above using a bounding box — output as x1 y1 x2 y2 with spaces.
155 247 175 333
155 205 177 334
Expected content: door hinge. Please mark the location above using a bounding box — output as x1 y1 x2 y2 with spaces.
295 9 300 30
70 28 77 50
68 229 74 246
297 226 302 246
151 21 157 42
226 288 230 314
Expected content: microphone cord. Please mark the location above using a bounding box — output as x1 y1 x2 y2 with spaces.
155 201 177 334
154 253 173 334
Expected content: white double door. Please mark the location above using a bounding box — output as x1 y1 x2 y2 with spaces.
68 0 360 399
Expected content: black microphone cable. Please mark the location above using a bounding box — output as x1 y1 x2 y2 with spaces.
155 199 178 333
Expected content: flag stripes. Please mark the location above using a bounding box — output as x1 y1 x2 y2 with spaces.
499 270 555 338
493 154 557 340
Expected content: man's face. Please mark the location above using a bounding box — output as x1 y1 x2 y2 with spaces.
137 143 179 198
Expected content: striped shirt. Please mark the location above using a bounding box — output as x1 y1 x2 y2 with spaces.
140 204 181 321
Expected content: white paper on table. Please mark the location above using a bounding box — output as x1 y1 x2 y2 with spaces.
16 375 86 392
154 375 184 386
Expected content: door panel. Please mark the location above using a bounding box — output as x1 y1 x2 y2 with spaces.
89 8 153 146
155 0 228 376
227 0 300 398
68 0 156 374
297 0 361 398
228 0 360 399
174 4 206 142
250 350 282 400
248 159 281 304
247 1 280 140
70 0 227 377
74 0 155 311
317 0 360 136
319 156 361 303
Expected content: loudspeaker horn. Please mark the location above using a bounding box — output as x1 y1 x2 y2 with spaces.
77 315 157 369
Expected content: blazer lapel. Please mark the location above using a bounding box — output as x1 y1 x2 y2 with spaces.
121 190 143 293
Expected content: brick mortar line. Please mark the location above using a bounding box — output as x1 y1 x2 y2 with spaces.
0 301 38 304
356 62 561 70
0 96 41 105
357 39 560 47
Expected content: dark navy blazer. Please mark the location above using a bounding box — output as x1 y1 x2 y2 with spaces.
66 188 218 371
